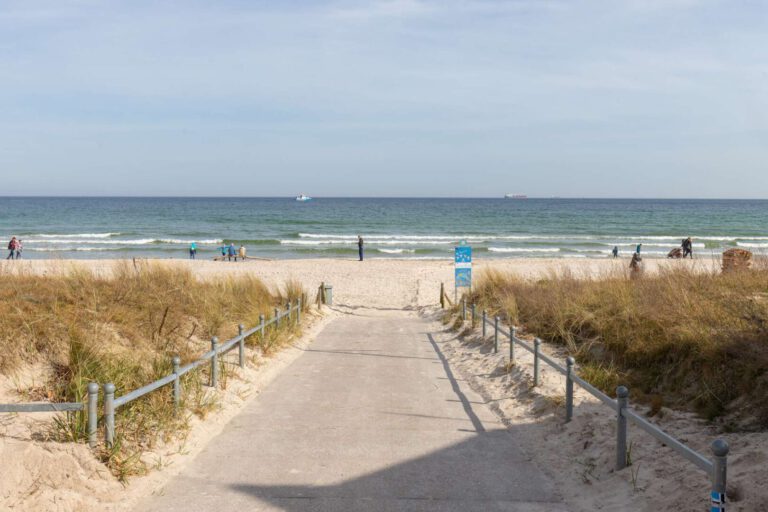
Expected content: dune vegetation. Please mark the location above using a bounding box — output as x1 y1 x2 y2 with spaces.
0 261 308 479
463 263 768 429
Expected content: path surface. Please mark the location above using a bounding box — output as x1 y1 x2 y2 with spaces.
136 309 566 511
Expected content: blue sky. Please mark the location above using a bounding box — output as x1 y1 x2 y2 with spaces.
1 0 766 197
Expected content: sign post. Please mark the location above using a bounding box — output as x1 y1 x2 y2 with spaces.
454 244 472 302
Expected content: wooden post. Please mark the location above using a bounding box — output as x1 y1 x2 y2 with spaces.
440 282 445 308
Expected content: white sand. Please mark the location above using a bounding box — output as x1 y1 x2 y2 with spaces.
1 256 757 511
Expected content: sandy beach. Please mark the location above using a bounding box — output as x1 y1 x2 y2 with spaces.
1 257 718 309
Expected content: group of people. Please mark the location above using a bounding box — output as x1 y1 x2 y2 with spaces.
610 238 694 260
188 242 247 261
6 237 22 260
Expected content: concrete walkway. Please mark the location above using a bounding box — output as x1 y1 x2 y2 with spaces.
137 310 566 511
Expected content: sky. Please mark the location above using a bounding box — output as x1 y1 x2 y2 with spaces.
0 0 766 198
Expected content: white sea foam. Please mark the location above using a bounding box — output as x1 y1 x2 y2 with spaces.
24 238 222 245
736 242 768 248
377 248 416 254
33 233 120 238
487 247 560 253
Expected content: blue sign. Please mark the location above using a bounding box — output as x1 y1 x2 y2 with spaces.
455 246 472 264
455 268 472 287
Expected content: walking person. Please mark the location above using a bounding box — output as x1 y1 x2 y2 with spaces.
612 246 619 258
15 239 22 259
357 235 364 262
636 243 642 255
228 243 236 262
6 237 17 260
189 242 197 260
219 245 227 261
682 237 694 259
238 245 246 261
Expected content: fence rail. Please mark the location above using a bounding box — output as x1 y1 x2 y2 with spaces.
459 297 728 510
1 298 305 451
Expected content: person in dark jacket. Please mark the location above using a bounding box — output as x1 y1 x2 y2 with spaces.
228 243 236 262
612 246 619 258
6 237 17 260
682 237 693 259
357 235 364 261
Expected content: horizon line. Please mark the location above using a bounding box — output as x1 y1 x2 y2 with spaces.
1 196 767 201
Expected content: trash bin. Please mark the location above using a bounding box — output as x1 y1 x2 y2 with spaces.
322 284 333 305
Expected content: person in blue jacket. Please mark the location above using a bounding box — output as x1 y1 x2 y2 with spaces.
228 243 236 261
189 242 197 260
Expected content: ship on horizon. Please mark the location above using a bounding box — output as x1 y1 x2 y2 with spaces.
504 193 528 199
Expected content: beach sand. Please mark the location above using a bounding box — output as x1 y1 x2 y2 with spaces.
2 257 718 310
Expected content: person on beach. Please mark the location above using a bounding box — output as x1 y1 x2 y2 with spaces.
228 243 236 261
238 245 246 261
357 235 364 261
189 242 197 260
612 246 619 258
220 245 227 261
15 239 22 259
682 237 693 259
636 243 642 255
6 237 17 260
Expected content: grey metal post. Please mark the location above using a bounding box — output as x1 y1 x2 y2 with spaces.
210 337 219 387
616 386 629 470
296 298 302 326
471 303 476 326
104 383 115 448
494 316 499 353
172 356 181 411
87 382 99 448
462 299 466 321
711 439 729 511
259 314 265 340
482 310 487 337
286 302 292 322
274 307 280 328
440 282 445 308
509 327 516 364
533 338 541 386
238 324 245 368
565 357 575 422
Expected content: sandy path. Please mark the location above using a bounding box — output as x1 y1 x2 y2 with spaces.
133 309 566 511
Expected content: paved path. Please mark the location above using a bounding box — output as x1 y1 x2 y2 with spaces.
137 310 566 511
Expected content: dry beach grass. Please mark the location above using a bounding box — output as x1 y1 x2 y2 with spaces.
0 260 307 479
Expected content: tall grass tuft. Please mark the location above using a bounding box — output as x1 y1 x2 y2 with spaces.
0 262 307 477
467 266 768 428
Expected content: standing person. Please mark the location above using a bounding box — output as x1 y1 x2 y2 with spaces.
682 237 694 259
15 239 22 259
238 245 246 261
6 237 17 260
636 243 642 255
612 246 619 258
357 235 364 262
220 245 227 261
189 242 197 260
228 243 236 262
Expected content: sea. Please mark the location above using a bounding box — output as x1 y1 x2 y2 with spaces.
1 197 766 260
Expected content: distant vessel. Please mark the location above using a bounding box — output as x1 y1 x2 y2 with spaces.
504 193 527 199
295 194 312 202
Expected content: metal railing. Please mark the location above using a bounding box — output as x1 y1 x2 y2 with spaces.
1 298 304 451
459 298 729 510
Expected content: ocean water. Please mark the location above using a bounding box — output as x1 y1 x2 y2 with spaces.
0 197 766 260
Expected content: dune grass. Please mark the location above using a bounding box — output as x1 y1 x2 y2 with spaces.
465 264 768 429
0 261 308 479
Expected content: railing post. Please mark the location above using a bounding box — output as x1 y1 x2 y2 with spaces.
533 338 541 386
471 303 476 327
296 298 302 326
286 302 292 322
210 337 219 387
711 439 729 511
509 327 516 364
259 314 265 340
494 316 499 353
172 355 181 411
103 383 115 448
462 299 466 321
616 386 629 470
87 382 99 449
482 310 487 337
238 324 245 368
274 307 280 328
440 282 445 308
565 357 575 423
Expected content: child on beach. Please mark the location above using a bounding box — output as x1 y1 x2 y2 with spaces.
15 239 22 259
189 242 197 260
238 245 246 261
220 245 227 260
